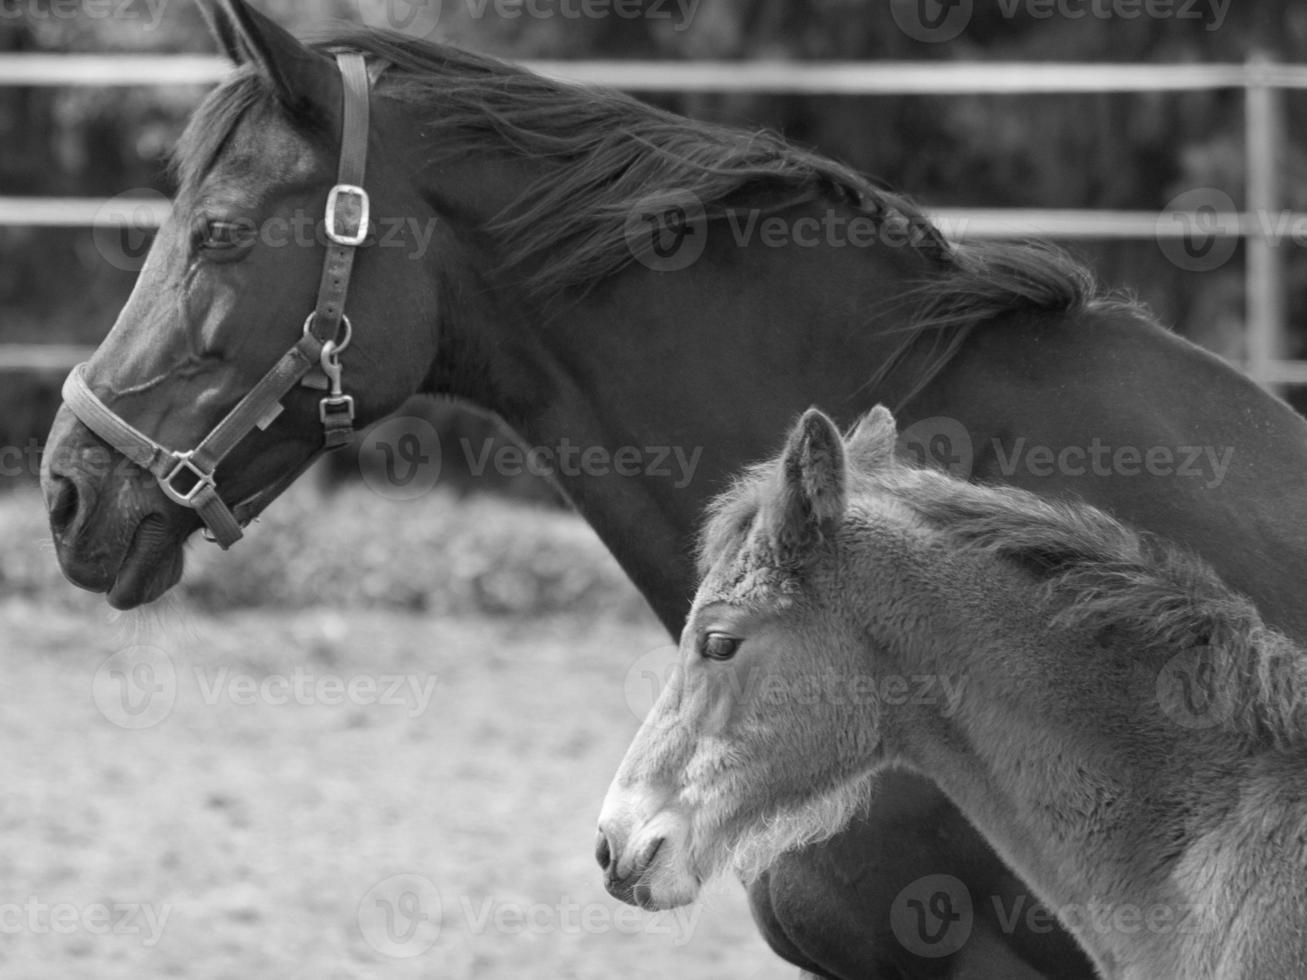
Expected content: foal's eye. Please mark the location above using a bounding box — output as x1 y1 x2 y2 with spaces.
700 632 742 662
197 219 255 251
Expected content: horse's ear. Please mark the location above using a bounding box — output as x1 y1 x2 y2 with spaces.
200 0 336 112
766 408 847 564
845 405 899 470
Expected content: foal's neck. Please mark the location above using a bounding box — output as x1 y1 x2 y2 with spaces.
857 527 1228 976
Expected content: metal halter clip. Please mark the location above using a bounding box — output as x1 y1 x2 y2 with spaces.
160 451 217 507
325 184 370 247
318 339 356 439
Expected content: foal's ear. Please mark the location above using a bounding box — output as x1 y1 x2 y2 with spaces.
845 405 899 470
767 408 847 562
200 0 337 113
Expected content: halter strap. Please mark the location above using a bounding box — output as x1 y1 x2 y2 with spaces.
313 50 370 341
61 51 375 550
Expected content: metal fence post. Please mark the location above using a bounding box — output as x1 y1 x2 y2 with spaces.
1245 53 1285 390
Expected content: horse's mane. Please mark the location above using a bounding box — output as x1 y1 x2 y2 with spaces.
171 25 1099 399
702 455 1307 753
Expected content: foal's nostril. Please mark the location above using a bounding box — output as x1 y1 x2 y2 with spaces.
595 830 613 873
638 835 665 871
48 475 81 539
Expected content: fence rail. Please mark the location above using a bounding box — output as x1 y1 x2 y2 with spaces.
0 54 1301 387
4 197 1298 240
5 54 1307 92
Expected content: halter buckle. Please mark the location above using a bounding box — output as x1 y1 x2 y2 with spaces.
160 452 217 507
326 184 370 246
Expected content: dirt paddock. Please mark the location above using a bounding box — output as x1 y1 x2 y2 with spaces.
0 484 791 979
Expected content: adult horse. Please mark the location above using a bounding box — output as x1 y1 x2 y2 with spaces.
40 2 1307 976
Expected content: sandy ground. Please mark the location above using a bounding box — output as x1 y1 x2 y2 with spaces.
0 589 793 979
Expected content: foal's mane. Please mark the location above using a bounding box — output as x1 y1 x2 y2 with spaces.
172 26 1097 398
704 456 1307 752
906 472 1307 750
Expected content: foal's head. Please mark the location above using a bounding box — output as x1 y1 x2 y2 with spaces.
597 406 920 909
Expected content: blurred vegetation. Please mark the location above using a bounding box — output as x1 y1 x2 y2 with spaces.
0 479 651 616
4 0 1307 489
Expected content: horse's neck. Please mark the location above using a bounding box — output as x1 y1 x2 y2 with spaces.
417 150 939 629
858 534 1211 973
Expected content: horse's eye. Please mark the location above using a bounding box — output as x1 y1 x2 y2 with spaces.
198 219 255 251
700 632 742 662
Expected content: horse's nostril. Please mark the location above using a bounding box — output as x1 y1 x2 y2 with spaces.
595 830 613 872
639 835 665 871
48 475 81 539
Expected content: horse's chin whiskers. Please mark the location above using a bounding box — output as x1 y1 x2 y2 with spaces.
105 590 193 642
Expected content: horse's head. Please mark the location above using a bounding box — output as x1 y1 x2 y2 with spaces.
596 407 906 910
42 0 441 608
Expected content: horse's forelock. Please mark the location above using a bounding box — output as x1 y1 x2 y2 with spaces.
168 67 276 195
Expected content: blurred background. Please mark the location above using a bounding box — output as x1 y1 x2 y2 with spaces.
3 1 1307 977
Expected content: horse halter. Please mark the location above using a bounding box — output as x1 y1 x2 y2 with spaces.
61 52 376 550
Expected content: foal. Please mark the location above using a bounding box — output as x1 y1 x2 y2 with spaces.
597 406 1307 979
